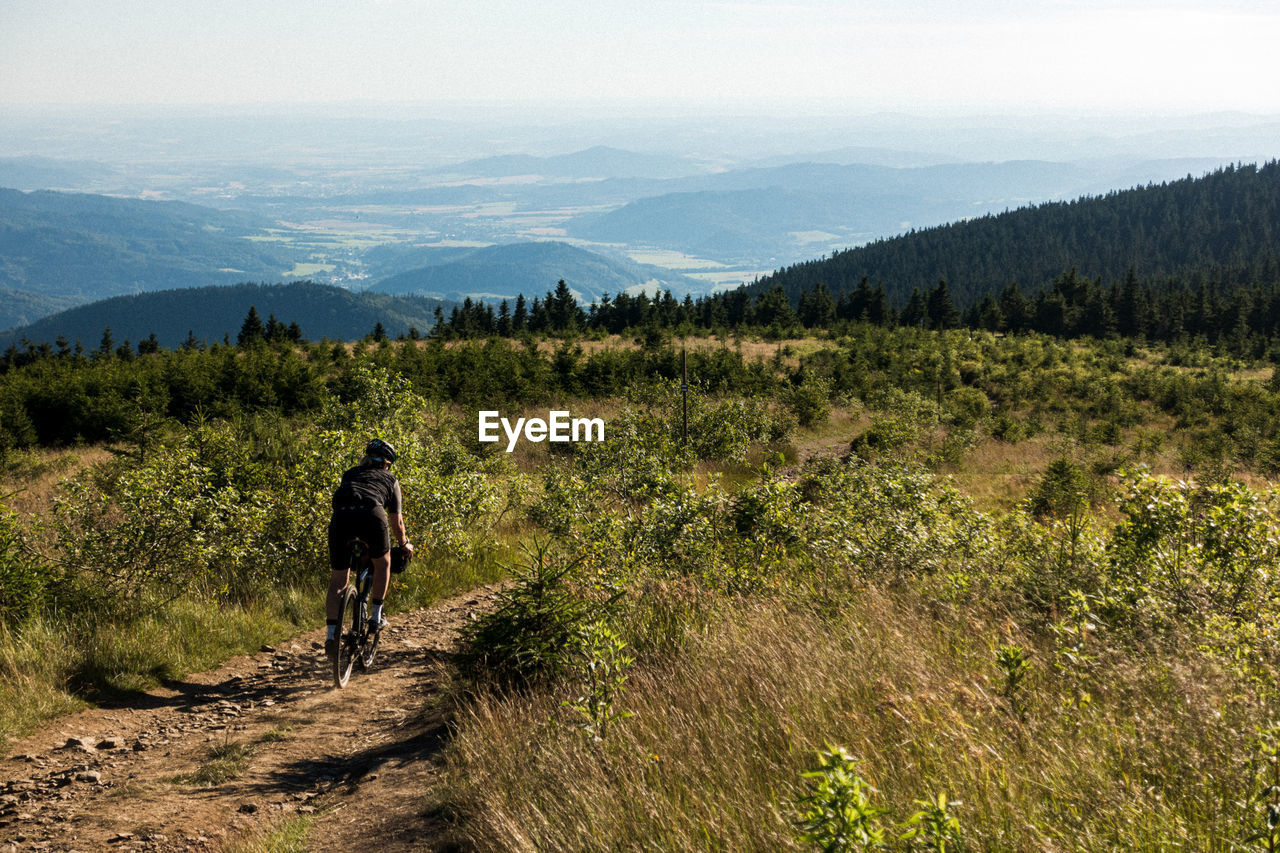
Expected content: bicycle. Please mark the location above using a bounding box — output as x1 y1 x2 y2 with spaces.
331 541 412 688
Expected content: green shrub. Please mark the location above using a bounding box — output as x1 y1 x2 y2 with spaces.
1109 470 1280 626
786 375 833 429
0 504 52 623
1029 458 1095 519
794 746 886 851
461 542 624 685
944 386 989 429
850 416 918 459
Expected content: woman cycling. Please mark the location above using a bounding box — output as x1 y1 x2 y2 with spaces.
324 438 413 659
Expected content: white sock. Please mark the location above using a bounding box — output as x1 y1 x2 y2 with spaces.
371 603 384 623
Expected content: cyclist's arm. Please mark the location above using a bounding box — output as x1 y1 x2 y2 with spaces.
388 512 411 549
386 479 410 550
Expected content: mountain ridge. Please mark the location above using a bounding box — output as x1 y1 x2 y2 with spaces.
0 187 298 328
747 160 1280 308
1 281 449 348
369 241 703 302
431 145 707 180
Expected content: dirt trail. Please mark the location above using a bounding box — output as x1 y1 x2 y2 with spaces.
0 586 501 853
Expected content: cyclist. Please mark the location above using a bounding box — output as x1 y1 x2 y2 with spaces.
325 438 413 659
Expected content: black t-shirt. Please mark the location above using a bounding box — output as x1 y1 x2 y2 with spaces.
332 464 402 514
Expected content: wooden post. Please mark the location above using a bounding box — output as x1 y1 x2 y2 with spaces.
681 346 689 445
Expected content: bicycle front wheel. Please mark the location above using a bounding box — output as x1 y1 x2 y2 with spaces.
332 585 358 688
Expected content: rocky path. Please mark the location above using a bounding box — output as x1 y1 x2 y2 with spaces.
0 586 502 853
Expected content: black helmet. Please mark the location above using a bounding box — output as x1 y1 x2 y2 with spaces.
365 438 398 464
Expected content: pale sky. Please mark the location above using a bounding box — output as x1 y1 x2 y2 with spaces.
3 0 1279 114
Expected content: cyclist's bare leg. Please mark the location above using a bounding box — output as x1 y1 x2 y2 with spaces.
326 568 350 622
371 553 391 602
364 552 392 631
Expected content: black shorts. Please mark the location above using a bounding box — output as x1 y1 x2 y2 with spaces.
327 506 391 571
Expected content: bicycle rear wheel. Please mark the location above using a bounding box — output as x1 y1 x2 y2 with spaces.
332 585 359 688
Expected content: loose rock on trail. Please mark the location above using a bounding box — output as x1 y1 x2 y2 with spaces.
0 586 502 853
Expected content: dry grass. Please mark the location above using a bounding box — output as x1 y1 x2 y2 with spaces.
940 433 1062 513
437 590 1260 851
225 813 316 853
1 446 111 517
788 403 869 459
392 333 825 372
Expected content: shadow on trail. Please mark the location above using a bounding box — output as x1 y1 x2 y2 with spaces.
258 710 451 794
67 663 319 714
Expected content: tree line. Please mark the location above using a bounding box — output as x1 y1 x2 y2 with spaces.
9 260 1280 385
419 265 1280 360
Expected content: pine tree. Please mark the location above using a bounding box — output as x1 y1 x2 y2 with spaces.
238 306 265 346
497 300 512 337
529 297 548 333
513 294 529 332
138 333 161 355
900 288 926 328
925 279 961 329
974 296 1005 331
548 280 581 331
751 286 797 328
998 282 1029 333
798 282 836 328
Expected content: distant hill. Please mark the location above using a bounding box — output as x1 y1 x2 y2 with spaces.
433 146 707 180
0 287 80 331
369 241 703 302
0 188 298 328
567 158 1241 264
747 161 1280 308
1 281 449 348
745 145 965 169
0 157 120 192
568 187 871 262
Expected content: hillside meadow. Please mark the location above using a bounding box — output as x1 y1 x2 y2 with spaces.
4 327 1280 848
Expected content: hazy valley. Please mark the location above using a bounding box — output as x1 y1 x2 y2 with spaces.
3 108 1279 343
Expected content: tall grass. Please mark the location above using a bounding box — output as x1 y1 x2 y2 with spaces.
0 617 86 742
67 592 318 696
437 589 1260 851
